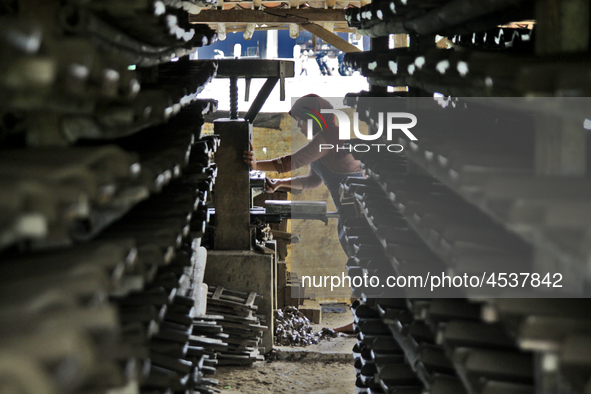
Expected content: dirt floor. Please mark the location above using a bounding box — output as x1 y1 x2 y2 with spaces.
216 311 357 394
216 361 356 394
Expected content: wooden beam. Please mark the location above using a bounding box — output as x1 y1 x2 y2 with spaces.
189 9 347 24
299 22 361 53
222 25 355 33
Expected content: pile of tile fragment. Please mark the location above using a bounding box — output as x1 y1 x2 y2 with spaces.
274 306 338 346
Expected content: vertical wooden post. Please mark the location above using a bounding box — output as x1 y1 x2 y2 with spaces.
370 36 389 94
213 119 253 250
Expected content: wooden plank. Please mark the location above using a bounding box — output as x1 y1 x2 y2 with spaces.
217 294 247 303
212 286 224 300
214 60 295 78
209 286 263 300
246 292 257 306
215 314 258 323
207 297 258 311
206 306 254 318
217 320 267 331
189 9 346 24
299 22 362 53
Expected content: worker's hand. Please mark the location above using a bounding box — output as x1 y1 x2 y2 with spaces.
265 177 281 193
243 141 258 170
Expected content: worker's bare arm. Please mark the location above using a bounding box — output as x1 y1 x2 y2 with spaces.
266 167 322 193
243 141 281 172
265 177 304 193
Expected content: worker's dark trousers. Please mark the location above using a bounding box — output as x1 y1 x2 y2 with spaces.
309 159 364 257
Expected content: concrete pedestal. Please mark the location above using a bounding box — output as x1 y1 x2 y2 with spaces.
204 250 274 352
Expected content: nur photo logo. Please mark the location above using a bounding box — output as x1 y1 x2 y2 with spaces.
304 109 418 153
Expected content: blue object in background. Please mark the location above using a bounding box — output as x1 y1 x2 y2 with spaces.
198 30 268 59
321 303 348 313
197 29 363 59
